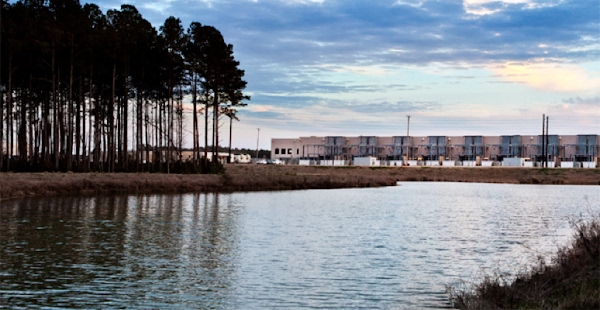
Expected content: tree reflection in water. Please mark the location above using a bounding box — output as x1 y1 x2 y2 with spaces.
0 193 241 308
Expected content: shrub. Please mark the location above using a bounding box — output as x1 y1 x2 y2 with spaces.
449 213 600 309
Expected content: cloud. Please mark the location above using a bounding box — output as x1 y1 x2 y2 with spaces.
491 62 600 92
97 0 600 68
316 64 390 76
562 96 600 106
462 0 563 16
141 0 176 12
90 0 600 143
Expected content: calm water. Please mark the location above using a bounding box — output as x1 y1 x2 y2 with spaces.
1 182 598 309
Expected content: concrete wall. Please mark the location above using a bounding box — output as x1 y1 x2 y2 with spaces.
271 138 304 159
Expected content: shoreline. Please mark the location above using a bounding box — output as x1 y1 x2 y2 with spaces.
450 215 600 309
1 165 599 200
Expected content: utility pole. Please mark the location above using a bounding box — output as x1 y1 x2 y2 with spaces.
542 114 545 167
546 116 549 168
228 117 233 164
255 128 260 160
406 115 411 163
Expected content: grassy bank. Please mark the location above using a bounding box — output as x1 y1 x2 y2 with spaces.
1 165 599 200
449 215 600 309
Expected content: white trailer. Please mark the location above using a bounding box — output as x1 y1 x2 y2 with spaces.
232 154 252 164
353 157 380 166
502 158 525 167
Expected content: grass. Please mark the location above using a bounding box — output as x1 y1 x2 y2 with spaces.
1 166 599 199
448 212 600 309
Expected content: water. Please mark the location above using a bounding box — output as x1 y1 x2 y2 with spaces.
0 182 598 309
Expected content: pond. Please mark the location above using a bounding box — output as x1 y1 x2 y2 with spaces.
1 182 598 309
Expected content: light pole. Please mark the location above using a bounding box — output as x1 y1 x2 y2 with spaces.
540 114 550 167
255 128 260 160
228 116 233 164
406 115 411 163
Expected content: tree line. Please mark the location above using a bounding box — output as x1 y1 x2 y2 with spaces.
1 0 249 173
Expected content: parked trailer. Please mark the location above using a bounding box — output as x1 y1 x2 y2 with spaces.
353 157 380 166
232 154 252 164
502 158 525 167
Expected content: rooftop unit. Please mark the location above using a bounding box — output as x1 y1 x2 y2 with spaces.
326 136 344 146
325 136 344 157
359 136 378 157
500 135 522 158
536 135 560 159
575 134 598 161
392 136 409 157
463 136 484 159
425 136 446 159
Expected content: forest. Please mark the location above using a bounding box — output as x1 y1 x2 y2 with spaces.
1 0 249 173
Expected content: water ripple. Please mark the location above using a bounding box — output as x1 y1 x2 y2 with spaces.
0 184 598 309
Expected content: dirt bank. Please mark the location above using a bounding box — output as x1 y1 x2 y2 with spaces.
1 165 598 200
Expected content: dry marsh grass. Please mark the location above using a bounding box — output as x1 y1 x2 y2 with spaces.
448 213 600 309
1 165 598 200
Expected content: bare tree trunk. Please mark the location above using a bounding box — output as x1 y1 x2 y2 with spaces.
93 96 100 171
52 45 59 171
58 70 65 168
158 100 162 172
34 102 41 166
0 85 3 172
116 95 121 170
88 62 94 171
135 91 140 172
29 70 35 166
145 98 150 171
212 90 219 164
102 111 107 171
66 42 74 171
93 93 100 171
204 94 209 165
122 65 129 171
178 86 183 162
0 66 4 171
18 88 27 165
4 52 12 171
76 74 83 169
109 63 116 172
167 86 173 173
192 73 198 165
42 91 49 164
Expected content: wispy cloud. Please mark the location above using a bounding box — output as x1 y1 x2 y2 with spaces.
491 62 600 93
563 96 600 106
91 0 599 147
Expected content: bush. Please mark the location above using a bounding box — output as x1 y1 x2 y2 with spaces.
449 213 600 309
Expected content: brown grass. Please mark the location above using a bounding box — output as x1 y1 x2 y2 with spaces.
1 165 599 200
449 214 600 309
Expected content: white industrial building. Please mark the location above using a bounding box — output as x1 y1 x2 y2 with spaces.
271 134 599 168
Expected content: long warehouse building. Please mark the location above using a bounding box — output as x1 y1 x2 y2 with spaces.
271 134 599 167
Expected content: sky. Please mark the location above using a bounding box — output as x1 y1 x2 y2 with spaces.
91 0 599 149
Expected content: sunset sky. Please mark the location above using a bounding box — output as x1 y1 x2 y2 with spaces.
92 0 599 149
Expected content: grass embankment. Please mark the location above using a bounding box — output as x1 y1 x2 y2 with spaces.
449 216 600 309
0 165 599 200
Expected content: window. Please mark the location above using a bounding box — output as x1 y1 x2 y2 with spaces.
281 149 286 154
296 149 299 154
275 148 279 154
288 148 292 154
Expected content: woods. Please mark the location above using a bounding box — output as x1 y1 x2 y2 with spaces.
0 0 249 173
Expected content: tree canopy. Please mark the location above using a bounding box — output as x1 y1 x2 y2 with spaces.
1 0 249 172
